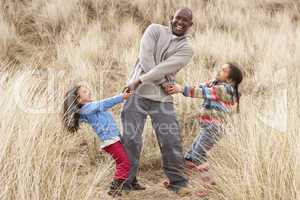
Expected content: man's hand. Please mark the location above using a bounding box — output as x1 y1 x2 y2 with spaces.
127 79 142 91
162 82 174 94
164 83 183 95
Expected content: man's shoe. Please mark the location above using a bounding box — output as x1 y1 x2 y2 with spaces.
174 186 193 197
165 183 192 197
122 182 146 192
121 184 131 194
131 181 146 190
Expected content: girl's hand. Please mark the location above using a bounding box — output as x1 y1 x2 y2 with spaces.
165 83 183 94
122 88 133 100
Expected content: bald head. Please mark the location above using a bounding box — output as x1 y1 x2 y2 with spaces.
175 7 193 21
171 7 193 36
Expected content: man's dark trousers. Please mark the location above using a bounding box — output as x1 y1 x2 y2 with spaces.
121 95 188 189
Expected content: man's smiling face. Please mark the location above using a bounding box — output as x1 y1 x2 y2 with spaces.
171 8 193 36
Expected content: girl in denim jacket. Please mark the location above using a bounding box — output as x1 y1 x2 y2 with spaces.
63 86 132 197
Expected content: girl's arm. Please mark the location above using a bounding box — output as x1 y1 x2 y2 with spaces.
97 95 124 111
81 95 124 114
182 85 204 98
183 84 234 103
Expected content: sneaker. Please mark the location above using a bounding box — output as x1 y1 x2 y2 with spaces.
107 179 124 197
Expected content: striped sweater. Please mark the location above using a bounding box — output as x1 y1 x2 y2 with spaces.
182 80 239 124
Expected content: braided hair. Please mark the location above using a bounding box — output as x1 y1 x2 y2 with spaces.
227 63 243 113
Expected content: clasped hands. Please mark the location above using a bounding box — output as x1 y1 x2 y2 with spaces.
123 79 183 95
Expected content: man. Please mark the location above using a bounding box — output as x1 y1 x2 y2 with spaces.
121 8 194 195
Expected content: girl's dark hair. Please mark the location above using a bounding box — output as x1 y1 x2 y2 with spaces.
63 85 82 133
227 62 243 113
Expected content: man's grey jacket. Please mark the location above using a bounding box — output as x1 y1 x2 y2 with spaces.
128 23 194 102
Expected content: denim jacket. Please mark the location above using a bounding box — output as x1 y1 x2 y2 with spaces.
79 95 124 141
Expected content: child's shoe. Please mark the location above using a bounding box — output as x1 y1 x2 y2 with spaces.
185 159 197 169
108 179 124 197
184 160 197 175
196 162 210 173
185 160 209 174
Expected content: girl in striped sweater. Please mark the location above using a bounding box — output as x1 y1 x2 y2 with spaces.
167 62 243 172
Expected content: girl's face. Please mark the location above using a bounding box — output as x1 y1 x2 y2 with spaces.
216 64 231 82
77 86 92 104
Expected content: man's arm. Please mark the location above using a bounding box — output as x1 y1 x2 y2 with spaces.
139 45 193 83
139 24 159 73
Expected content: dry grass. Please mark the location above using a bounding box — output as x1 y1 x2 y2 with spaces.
0 0 299 199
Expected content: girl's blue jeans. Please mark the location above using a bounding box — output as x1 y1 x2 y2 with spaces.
185 122 224 165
